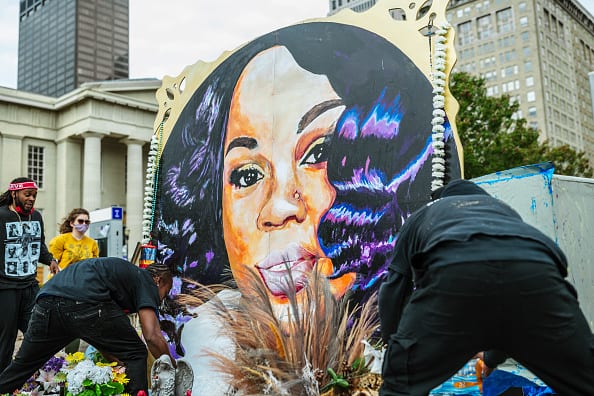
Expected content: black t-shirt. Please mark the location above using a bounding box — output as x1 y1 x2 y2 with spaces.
390 193 568 282
39 257 160 313
0 205 54 289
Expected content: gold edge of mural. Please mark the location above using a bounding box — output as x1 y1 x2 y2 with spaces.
152 0 462 171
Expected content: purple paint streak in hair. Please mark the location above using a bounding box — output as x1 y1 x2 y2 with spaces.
386 135 433 194
188 232 197 245
338 110 360 140
360 94 402 139
337 91 403 141
324 204 386 227
196 84 222 131
205 250 215 263
165 166 193 206
182 218 192 231
332 167 387 193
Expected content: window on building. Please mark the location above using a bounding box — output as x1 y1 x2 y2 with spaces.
523 46 531 57
27 145 44 188
527 91 536 102
519 16 528 27
518 2 526 12
521 31 529 41
477 14 493 40
528 106 537 117
524 60 532 72
526 76 534 86
457 21 473 46
496 8 513 33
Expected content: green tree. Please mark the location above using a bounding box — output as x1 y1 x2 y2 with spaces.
449 72 592 179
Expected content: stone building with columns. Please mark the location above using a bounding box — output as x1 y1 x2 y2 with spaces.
0 78 160 258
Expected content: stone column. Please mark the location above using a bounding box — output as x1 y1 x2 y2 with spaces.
81 132 103 211
123 138 145 256
55 139 83 218
0 134 23 187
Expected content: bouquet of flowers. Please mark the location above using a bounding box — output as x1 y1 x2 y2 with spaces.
63 352 129 396
15 351 129 396
15 355 67 395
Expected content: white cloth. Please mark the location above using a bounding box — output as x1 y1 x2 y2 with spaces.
180 289 240 396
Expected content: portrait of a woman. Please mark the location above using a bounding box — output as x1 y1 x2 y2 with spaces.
153 21 461 377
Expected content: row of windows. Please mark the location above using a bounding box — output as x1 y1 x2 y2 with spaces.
452 1 528 18
543 8 564 40
19 78 74 93
456 13 529 46
459 42 533 61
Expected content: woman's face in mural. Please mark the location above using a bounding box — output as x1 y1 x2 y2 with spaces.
222 45 355 306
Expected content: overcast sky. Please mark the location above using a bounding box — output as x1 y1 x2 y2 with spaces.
0 0 328 88
1 0 593 90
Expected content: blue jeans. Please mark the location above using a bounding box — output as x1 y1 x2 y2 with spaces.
0 296 148 394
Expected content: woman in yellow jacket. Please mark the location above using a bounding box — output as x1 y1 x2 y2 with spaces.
49 208 99 354
49 208 99 270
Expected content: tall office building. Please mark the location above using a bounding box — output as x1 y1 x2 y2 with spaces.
18 0 129 97
448 0 594 166
329 0 594 167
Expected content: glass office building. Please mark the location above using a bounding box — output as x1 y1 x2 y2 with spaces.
18 0 129 97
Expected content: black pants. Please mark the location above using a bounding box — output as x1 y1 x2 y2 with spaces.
0 285 38 373
380 261 594 396
0 296 148 394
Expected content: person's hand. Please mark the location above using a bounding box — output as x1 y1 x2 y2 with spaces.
474 352 494 378
49 260 60 274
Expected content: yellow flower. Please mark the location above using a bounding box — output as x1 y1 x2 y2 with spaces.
96 361 117 367
65 352 85 363
113 371 130 385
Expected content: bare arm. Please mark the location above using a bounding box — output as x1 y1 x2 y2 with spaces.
138 307 176 368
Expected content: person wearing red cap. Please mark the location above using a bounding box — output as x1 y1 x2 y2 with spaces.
0 177 59 373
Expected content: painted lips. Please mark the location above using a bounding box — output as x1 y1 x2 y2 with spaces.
256 243 317 297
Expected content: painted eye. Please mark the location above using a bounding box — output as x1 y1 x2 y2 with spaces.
300 136 330 166
229 165 264 188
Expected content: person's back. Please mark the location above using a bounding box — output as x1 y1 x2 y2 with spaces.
0 257 174 395
379 179 594 396
40 257 157 314
391 181 567 281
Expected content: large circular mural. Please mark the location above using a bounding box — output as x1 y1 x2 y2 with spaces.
145 0 462 371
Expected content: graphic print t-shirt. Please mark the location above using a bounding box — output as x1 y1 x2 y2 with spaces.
0 206 52 288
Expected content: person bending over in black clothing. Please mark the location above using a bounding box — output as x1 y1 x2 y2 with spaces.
0 257 176 395
378 179 594 396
